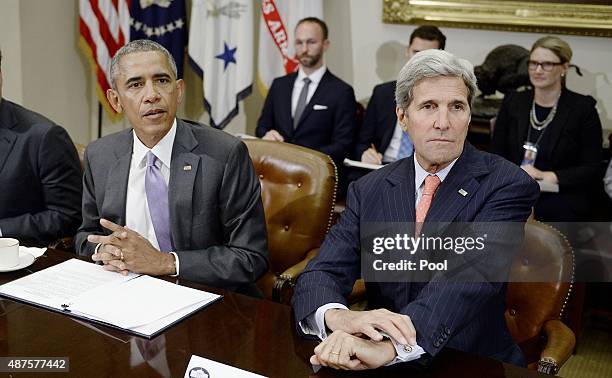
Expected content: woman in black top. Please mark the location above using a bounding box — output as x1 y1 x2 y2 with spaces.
490 36 603 222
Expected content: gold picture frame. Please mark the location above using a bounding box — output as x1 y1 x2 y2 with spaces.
383 0 612 37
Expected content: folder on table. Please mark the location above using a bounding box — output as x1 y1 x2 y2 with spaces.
0 259 221 338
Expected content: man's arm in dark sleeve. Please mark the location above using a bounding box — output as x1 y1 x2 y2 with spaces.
292 181 363 333
318 85 357 162
175 141 269 289
255 80 278 137
0 125 82 245
75 146 104 256
489 91 515 158
355 86 382 159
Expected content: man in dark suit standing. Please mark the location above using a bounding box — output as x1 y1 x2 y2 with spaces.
255 17 356 165
0 49 82 246
292 50 539 370
75 40 268 296
356 26 446 165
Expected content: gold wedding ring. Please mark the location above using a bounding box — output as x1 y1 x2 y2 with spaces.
330 351 340 355
120 251 124 261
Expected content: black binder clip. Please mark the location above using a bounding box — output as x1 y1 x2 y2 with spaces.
61 304 71 312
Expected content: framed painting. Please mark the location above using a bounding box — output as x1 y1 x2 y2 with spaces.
382 0 612 37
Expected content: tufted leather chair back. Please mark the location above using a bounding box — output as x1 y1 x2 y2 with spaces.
244 140 337 300
506 221 574 365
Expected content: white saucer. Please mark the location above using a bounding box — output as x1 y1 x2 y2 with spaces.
0 252 35 272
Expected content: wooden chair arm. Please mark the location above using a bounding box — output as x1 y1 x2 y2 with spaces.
272 248 320 304
538 319 576 375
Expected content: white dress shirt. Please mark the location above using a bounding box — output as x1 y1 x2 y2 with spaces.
125 119 180 274
291 65 327 117
413 155 457 204
300 154 460 364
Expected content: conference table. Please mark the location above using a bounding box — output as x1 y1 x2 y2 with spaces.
0 249 550 377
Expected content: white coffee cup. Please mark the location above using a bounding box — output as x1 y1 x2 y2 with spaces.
0 238 20 268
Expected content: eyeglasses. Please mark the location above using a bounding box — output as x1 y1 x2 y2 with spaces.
527 60 564 72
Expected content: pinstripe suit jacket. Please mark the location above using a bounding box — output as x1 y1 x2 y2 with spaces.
292 143 539 366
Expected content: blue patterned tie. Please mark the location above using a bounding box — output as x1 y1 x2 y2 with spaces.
396 132 414 160
145 151 173 252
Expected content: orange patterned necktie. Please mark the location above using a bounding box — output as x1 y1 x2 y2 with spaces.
415 174 441 236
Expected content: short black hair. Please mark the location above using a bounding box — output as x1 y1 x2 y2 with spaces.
409 25 446 50
296 17 328 40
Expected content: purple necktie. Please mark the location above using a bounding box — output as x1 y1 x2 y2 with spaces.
145 151 173 252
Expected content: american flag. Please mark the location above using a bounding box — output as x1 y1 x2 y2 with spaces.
78 0 131 116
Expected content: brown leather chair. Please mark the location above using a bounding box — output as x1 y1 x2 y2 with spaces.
244 139 337 303
506 220 576 374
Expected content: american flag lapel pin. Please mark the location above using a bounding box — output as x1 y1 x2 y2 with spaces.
458 189 468 197
183 164 192 171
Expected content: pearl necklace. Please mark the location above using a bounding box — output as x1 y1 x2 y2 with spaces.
530 94 560 131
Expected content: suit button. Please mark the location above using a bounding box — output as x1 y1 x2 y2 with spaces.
402 345 412 353
509 309 516 316
444 327 451 335
433 340 441 348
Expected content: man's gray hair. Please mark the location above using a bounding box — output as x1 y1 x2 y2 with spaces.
109 39 177 89
395 49 477 110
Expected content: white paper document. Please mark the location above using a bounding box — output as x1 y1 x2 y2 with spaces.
184 355 266 378
537 180 559 193
233 133 258 140
0 259 221 337
343 158 383 170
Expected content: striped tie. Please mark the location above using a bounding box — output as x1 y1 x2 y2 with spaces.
415 174 441 236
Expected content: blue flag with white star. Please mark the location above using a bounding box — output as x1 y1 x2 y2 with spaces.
188 0 253 129
130 0 187 78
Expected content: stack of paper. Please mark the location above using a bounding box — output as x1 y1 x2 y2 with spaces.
184 355 265 378
0 259 221 338
343 158 383 170
537 180 559 193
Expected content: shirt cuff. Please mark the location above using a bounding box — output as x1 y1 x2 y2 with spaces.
298 303 348 340
169 252 179 277
379 331 425 365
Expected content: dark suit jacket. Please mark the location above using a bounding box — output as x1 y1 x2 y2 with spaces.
354 81 397 159
0 99 82 245
292 143 539 366
255 70 356 163
75 119 269 295
490 88 603 221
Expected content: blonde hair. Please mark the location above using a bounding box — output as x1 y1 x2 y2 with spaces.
531 36 572 63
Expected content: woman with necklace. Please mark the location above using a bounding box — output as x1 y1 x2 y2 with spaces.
491 36 603 223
